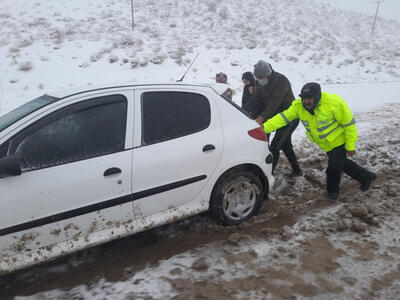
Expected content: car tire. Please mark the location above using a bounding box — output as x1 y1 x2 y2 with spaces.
210 170 264 226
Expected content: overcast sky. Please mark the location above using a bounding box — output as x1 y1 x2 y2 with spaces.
313 0 400 20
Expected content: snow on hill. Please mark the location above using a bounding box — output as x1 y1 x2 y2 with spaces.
0 0 399 112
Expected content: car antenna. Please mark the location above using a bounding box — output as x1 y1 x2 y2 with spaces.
176 53 199 82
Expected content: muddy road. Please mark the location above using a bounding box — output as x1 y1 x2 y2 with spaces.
1 192 302 298
2 169 399 299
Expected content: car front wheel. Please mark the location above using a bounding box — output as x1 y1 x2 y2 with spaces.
210 170 264 226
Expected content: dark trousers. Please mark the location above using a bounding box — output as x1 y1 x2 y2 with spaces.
326 144 369 193
268 120 300 171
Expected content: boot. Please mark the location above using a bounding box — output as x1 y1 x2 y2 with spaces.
326 191 339 200
288 167 303 178
360 172 377 191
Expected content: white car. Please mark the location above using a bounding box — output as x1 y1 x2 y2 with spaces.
0 82 274 274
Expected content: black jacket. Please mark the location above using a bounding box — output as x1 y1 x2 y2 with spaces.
243 71 295 122
241 84 254 107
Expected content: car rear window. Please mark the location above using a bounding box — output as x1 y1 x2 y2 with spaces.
141 91 210 145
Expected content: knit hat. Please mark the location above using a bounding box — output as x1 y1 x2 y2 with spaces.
253 60 272 79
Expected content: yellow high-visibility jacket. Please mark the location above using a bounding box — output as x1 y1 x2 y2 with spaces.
263 92 357 152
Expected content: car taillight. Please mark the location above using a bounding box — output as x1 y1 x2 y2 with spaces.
248 127 267 142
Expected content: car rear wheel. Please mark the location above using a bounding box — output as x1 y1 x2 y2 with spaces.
210 170 264 225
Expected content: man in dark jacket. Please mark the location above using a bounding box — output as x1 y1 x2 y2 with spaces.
243 60 301 177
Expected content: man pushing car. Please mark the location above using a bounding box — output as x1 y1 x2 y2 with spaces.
262 82 377 199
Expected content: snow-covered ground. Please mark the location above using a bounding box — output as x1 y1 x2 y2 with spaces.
1 0 400 299
1 0 399 112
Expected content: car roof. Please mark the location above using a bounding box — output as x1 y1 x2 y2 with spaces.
47 81 231 99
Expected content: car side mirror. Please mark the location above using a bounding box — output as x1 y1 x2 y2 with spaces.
0 155 22 178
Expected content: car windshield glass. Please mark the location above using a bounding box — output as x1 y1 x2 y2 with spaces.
0 95 58 133
218 92 252 119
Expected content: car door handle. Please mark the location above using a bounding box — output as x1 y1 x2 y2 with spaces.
202 144 215 152
104 167 122 177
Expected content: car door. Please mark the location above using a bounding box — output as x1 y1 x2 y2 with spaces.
0 91 135 259
132 88 223 218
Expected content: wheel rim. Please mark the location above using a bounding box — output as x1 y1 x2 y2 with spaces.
222 178 260 221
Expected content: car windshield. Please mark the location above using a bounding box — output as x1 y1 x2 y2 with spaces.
0 94 59 133
218 91 252 119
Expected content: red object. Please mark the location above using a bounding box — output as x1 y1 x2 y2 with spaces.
248 127 267 142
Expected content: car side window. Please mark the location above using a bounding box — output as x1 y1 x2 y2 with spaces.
4 95 127 171
142 91 210 145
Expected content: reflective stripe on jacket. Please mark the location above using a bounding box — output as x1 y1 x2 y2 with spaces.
263 92 357 152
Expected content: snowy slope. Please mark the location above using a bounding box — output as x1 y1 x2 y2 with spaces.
0 0 399 113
